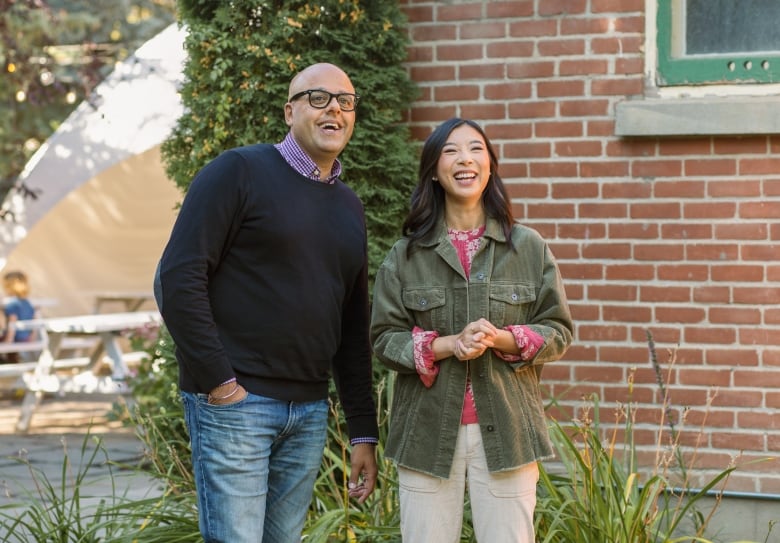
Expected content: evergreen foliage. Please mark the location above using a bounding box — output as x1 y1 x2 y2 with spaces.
161 0 419 278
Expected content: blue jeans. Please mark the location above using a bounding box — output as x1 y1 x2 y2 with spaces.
181 391 329 543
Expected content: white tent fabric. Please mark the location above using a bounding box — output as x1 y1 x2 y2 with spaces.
0 23 186 316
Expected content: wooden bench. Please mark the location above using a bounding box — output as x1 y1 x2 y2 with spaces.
7 312 161 432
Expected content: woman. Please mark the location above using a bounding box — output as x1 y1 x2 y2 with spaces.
370 118 573 542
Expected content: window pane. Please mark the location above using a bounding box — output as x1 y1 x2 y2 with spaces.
686 0 780 54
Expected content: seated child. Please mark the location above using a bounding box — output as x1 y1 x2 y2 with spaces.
2 271 36 362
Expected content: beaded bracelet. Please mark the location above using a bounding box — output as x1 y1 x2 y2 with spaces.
208 378 239 403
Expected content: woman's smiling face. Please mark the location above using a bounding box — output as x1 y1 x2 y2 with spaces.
435 124 491 205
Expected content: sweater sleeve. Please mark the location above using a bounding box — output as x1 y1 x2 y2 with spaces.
155 151 248 392
330 224 379 441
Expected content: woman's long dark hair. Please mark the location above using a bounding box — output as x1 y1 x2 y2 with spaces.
402 118 515 254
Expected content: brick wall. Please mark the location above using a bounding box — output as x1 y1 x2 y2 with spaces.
400 0 780 494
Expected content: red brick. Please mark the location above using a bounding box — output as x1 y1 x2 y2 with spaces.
485 0 533 17
634 244 685 260
631 160 683 178
579 202 628 218
538 38 586 56
591 78 643 96
711 264 764 281
528 161 579 177
631 202 681 219
686 244 739 261
526 203 575 218
737 412 780 430
655 180 706 198
558 263 603 279
657 264 708 281
559 59 610 76
560 99 610 117
436 43 484 61
535 121 584 138
434 84 480 101
552 181 599 199
582 242 632 259
592 0 644 12
437 3 485 21
660 224 712 239
713 136 769 155
554 140 602 157
580 161 629 177
705 348 758 366
508 101 556 119
507 61 556 79
655 307 705 323
589 284 638 301
605 264 655 280
640 285 690 302
538 0 587 16
484 81 532 100
685 159 738 176
461 21 507 39
608 223 658 240
591 36 643 54
709 306 761 325
504 141 551 159
538 80 586 98
411 24 457 41
740 157 780 175
658 139 712 155
692 286 730 304
602 305 651 322
739 201 780 219
684 327 736 344
485 41 535 59
683 202 737 219
708 180 762 197
508 19 557 38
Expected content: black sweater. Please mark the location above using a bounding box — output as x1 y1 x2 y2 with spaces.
156 144 377 440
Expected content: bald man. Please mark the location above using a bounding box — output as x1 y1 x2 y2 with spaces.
155 63 378 543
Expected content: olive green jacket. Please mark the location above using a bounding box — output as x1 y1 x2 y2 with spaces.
370 218 573 478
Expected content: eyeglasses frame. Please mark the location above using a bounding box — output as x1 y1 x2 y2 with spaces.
288 89 360 112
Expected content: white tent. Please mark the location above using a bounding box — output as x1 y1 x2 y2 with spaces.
0 23 186 317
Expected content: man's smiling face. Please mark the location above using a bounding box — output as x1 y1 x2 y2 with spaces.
284 63 356 175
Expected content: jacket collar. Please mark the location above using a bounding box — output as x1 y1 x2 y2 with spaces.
417 215 508 247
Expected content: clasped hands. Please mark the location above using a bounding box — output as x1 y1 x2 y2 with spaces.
453 318 499 361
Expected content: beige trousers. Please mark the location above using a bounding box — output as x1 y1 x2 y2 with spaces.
398 424 539 543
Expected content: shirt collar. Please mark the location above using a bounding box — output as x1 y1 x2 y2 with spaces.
274 132 342 184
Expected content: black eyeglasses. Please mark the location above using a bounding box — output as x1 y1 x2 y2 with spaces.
289 89 360 112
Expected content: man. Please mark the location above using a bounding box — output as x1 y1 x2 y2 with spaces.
155 63 378 543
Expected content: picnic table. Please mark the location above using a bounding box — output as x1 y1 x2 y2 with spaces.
90 291 156 313
2 310 162 432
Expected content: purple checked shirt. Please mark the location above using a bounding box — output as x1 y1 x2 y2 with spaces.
274 132 342 183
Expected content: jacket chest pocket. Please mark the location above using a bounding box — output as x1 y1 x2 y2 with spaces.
402 287 449 332
489 283 536 326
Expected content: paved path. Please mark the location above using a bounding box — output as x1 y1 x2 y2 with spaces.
0 394 161 531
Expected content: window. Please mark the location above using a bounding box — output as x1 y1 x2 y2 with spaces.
657 0 780 86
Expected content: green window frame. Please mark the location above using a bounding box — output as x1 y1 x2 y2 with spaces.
657 0 780 86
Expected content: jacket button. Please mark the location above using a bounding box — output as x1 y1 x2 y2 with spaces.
419 298 427 307
486 425 494 432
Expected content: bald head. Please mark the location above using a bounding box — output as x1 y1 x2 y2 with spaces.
288 63 354 99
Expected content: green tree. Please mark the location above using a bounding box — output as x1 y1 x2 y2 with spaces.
0 0 176 206
162 0 419 276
